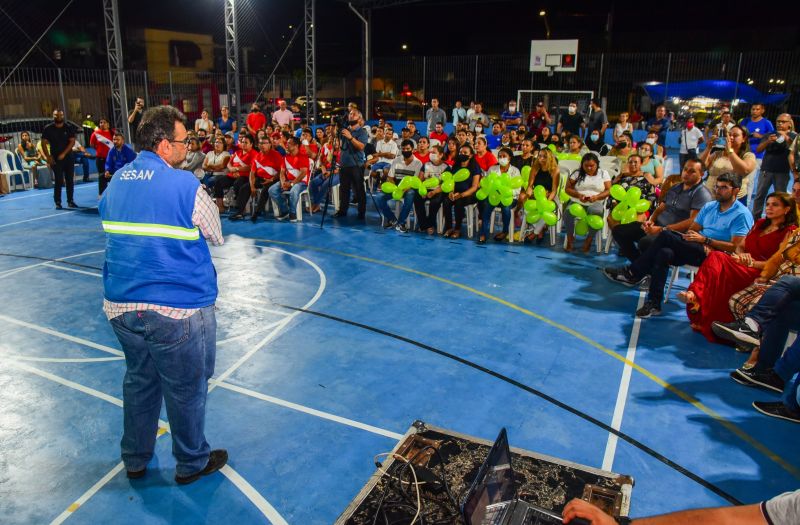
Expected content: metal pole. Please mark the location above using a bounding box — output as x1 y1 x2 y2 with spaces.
473 55 478 102
733 52 743 102
663 53 672 103
304 0 317 126
57 68 66 113
422 55 426 104
143 70 150 107
597 53 604 98
224 0 242 123
348 3 369 115
168 71 174 105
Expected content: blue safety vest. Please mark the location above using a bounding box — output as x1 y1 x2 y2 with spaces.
98 150 217 308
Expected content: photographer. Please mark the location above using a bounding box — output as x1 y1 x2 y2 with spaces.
753 114 796 217
333 110 369 219
127 97 145 150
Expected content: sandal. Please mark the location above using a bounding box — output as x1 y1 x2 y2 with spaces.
494 232 507 242
477 235 486 244
426 227 435 235
443 228 455 238
581 236 594 253
451 230 461 239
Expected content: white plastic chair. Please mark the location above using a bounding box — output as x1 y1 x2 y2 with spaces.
664 265 699 303
487 206 516 243
599 156 620 178
0 150 30 191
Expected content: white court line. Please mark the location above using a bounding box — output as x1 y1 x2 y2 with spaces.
0 249 104 280
49 462 126 525
0 211 72 229
210 246 327 388
43 262 102 278
0 313 123 357
10 360 123 407
212 380 403 440
0 183 96 203
215 297 290 317
6 355 123 363
601 290 646 471
220 466 290 525
217 325 281 346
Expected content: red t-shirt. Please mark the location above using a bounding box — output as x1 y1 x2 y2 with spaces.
414 151 430 164
284 153 311 184
246 112 267 133
253 149 284 180
201 141 213 154
301 143 319 159
89 129 114 158
228 148 256 178
429 131 448 144
475 151 498 172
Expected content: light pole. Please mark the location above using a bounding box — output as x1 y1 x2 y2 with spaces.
539 10 551 39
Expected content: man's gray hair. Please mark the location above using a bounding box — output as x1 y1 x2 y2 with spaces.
135 105 187 152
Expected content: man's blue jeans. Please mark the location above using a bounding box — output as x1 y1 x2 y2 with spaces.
269 182 308 216
310 172 339 205
110 306 216 477
377 189 414 223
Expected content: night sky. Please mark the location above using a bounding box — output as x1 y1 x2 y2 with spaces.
1 0 798 74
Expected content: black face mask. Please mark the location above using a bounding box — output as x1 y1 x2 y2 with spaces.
348 120 358 126
401 150 413 158
455 154 469 165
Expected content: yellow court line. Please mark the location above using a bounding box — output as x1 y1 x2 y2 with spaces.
248 236 800 480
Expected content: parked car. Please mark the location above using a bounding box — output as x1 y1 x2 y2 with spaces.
373 98 424 121
0 118 82 152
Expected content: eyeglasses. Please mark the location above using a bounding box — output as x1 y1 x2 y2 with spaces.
777 120 791 124
169 138 190 146
714 185 733 191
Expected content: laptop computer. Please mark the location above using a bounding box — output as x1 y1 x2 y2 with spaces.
461 428 589 525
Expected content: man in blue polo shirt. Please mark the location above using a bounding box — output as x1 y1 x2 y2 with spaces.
99 105 228 485
740 102 775 159
603 172 752 317
646 105 671 147
500 100 522 131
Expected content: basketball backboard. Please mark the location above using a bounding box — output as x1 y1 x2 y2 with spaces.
530 39 579 72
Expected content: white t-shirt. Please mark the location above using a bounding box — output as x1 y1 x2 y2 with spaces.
614 122 632 138
195 118 213 133
375 139 399 159
679 127 704 153
204 150 230 176
569 168 611 203
422 161 448 179
763 489 800 525
388 156 423 180
487 164 522 198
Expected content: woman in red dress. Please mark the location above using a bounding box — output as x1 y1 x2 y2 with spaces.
679 192 797 343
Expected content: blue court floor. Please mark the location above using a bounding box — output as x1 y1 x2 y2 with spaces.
0 181 795 524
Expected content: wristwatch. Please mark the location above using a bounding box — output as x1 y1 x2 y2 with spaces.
616 517 633 525
704 236 713 246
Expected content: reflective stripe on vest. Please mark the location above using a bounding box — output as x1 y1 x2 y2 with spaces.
102 221 200 240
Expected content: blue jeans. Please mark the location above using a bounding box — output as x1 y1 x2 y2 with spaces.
110 306 216 477
310 172 339 205
480 200 516 238
74 152 92 180
268 182 308 215
377 190 415 223
370 161 390 174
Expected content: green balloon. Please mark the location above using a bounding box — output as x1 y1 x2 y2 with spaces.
634 198 651 213
392 189 404 200
409 177 421 189
441 171 453 180
611 204 627 221
575 220 589 236
524 199 538 214
586 214 604 230
526 212 541 224
559 191 570 203
398 177 412 190
480 177 492 190
548 144 557 153
489 193 501 206
424 177 440 189
621 207 638 224
610 184 626 201
500 187 513 199
511 176 523 189
453 168 471 182
418 185 428 197
533 185 547 201
441 181 455 193
501 195 514 207
568 203 587 219
521 165 532 184
625 186 642 205
539 199 556 213
476 188 488 200
381 182 397 194
542 211 558 226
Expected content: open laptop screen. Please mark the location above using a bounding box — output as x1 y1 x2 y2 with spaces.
462 428 517 525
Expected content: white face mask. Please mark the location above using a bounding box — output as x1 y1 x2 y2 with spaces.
508 105 516 112
568 106 577 114
499 157 510 167
777 135 786 144
302 139 309 146
429 153 439 162
645 138 656 145
475 127 483 133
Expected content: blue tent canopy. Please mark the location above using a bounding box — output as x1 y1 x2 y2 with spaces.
643 80 788 105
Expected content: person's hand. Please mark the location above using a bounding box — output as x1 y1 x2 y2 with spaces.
755 276 768 284
250 185 257 197
282 181 291 190
562 498 618 525
682 230 705 243
525 188 533 197
579 194 590 203
56 152 65 161
104 171 111 179
733 253 754 267
724 133 733 152
768 133 778 143
341 128 353 141
448 192 457 202
709 133 719 144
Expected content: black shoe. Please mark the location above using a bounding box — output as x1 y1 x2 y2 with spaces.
250 213 259 223
276 213 290 221
730 368 785 393
711 320 761 348
127 468 146 479
55 203 63 210
289 214 298 223
635 300 661 318
229 213 244 221
175 449 228 485
333 211 347 218
395 223 408 233
357 214 366 220
384 220 397 230
602 266 642 287
638 275 651 291
67 201 78 208
752 401 800 423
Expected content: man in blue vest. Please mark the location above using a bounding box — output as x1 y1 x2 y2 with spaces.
99 106 227 485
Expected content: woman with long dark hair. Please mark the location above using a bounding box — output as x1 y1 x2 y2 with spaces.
441 143 481 239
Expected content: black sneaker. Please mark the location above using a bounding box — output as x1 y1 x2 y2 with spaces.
711 320 761 348
67 201 78 208
229 213 244 221
175 449 228 485
395 223 408 233
276 213 290 221
289 214 298 223
384 220 397 230
638 275 651 291
332 211 347 218
730 368 784 393
602 266 641 287
126 468 146 479
55 203 63 210
635 300 661 318
752 401 800 423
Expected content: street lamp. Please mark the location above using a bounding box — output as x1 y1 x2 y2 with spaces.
401 44 408 51
539 10 551 39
